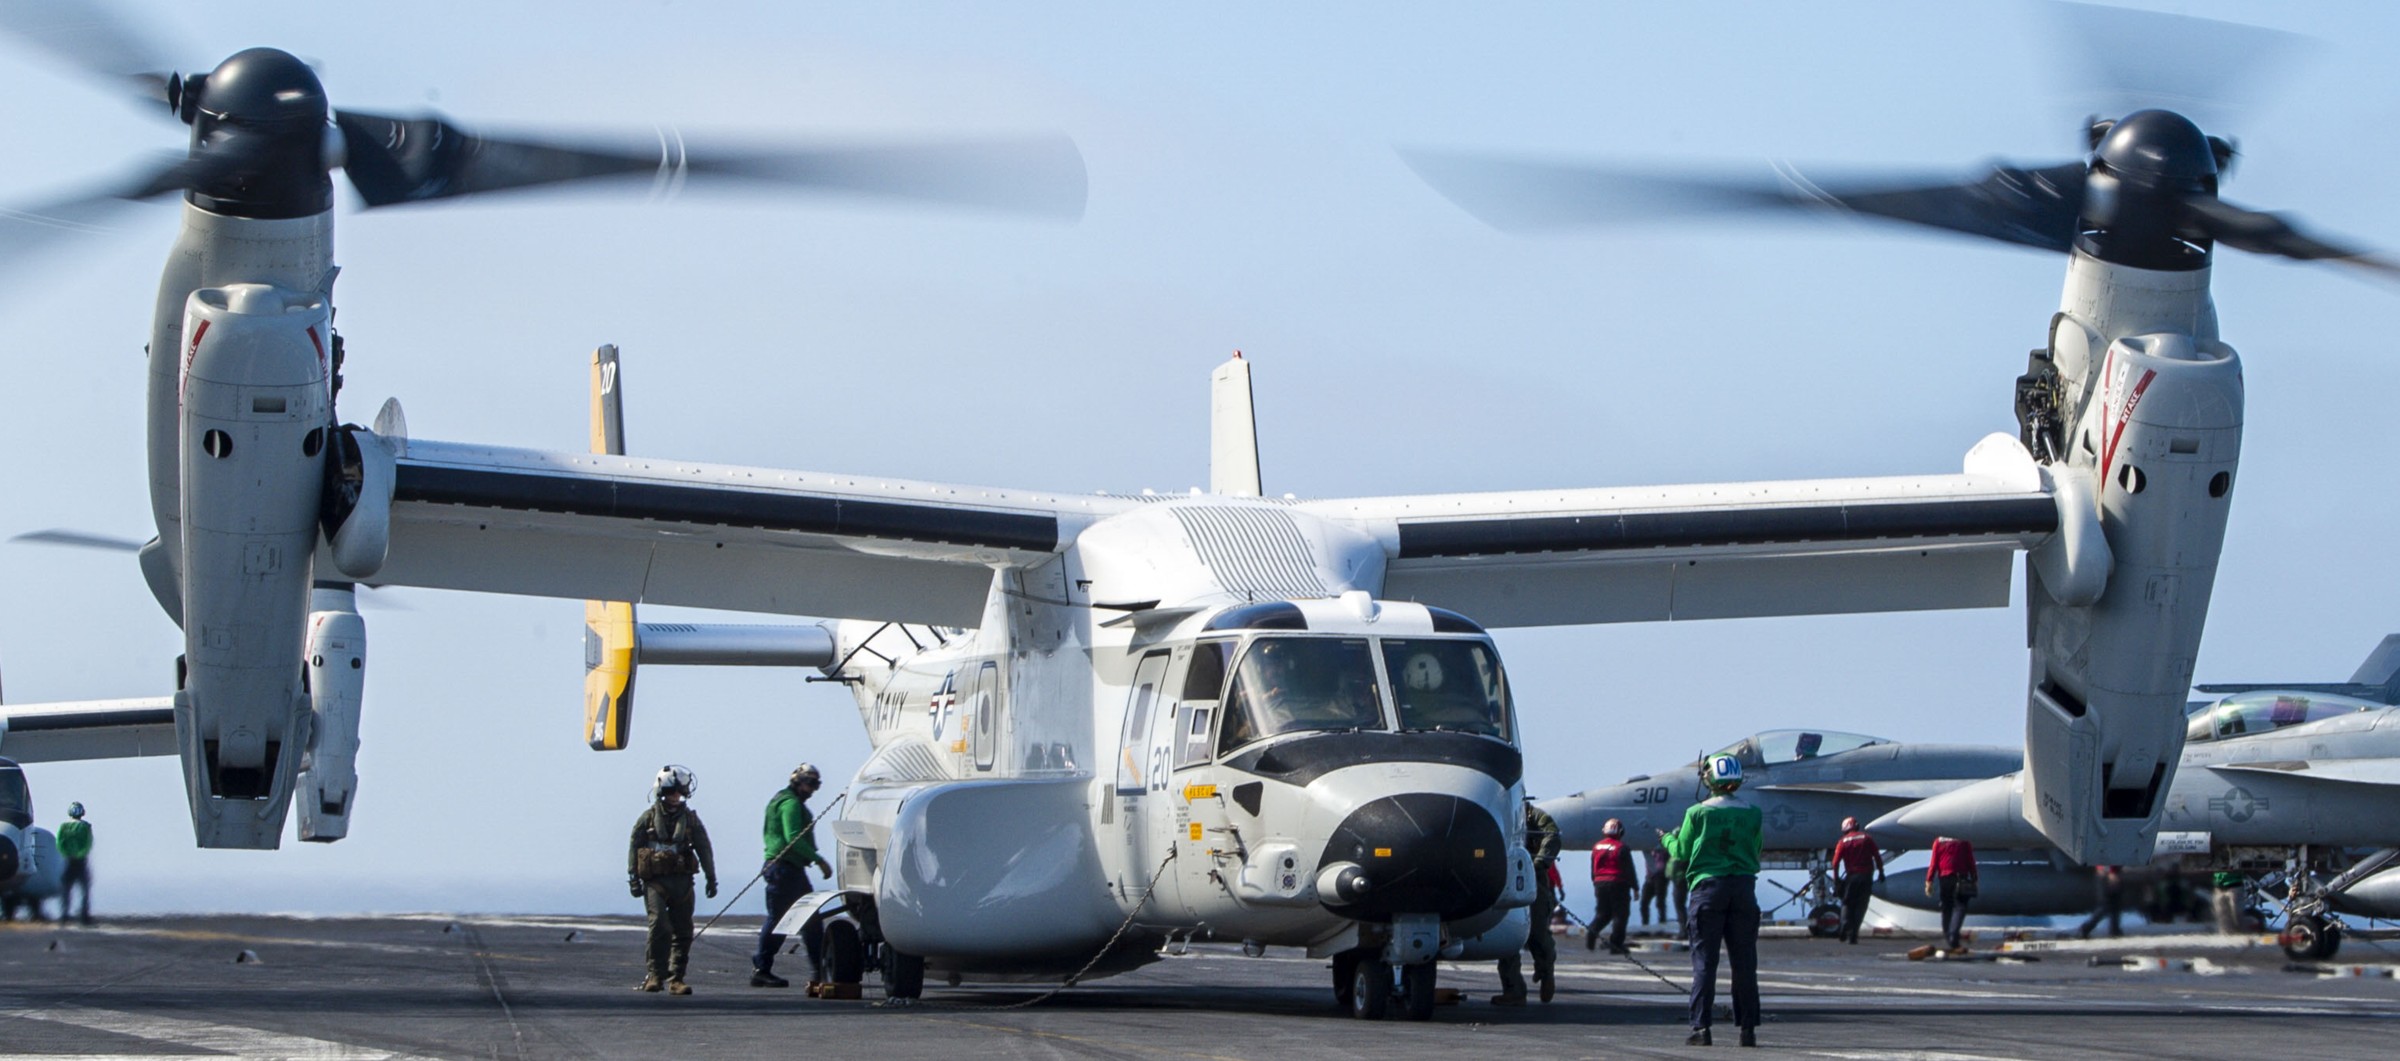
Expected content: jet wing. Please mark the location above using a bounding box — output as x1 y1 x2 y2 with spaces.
2208 760 2400 788
1303 434 2056 628
365 439 1125 626
0 698 177 762
1753 779 1979 803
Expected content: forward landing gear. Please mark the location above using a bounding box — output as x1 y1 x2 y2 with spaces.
1332 948 1437 1021
2281 915 2342 962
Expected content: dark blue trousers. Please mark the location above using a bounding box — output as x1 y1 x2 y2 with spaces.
753 861 824 978
1687 875 1760 1031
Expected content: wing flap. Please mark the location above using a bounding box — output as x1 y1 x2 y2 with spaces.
1309 436 2054 628
0 698 177 762
360 440 1117 625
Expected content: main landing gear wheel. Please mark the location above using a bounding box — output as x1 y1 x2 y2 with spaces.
1349 956 1392 1020
2281 915 2343 961
824 920 866 984
880 945 925 1000
1400 961 1437 1021
1331 949 1360 1010
1806 903 1842 939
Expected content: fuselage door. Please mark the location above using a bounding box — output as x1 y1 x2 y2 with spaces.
1119 651 1171 794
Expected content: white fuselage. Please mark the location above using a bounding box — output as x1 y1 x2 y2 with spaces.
821 499 1532 975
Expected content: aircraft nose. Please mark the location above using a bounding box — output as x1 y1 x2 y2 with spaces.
1868 775 2031 849
1318 793 1506 921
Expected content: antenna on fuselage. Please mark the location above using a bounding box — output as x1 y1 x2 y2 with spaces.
1210 351 1262 497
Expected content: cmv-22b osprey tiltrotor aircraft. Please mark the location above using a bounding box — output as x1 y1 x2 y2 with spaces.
0 7 2393 1020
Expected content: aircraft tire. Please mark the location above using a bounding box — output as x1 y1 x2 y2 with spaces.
1331 949 1361 1009
1400 961 1437 1021
825 920 866 984
880 945 925 1000
1806 903 1842 938
2280 915 2342 962
1349 957 1391 1020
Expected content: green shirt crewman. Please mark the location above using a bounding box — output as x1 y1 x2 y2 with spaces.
1495 797 1562 1006
1672 754 1764 1047
753 764 832 987
57 802 94 925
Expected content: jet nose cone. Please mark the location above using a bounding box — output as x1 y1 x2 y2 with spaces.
1319 793 1505 921
1868 775 2030 849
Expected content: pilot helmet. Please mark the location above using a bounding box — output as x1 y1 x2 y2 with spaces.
1602 818 1624 838
1701 754 1744 794
67 802 85 819
653 764 697 801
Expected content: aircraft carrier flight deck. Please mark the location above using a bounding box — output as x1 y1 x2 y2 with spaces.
4 916 2396 1059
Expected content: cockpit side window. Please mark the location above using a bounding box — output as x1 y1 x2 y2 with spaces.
1384 639 1513 740
1217 637 1385 755
1176 641 1238 768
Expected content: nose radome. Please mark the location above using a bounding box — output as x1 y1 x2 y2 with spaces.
1318 793 1505 922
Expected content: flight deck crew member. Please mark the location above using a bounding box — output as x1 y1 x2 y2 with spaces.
57 802 93 926
2077 864 2126 939
1831 816 1884 944
629 765 717 995
1925 834 1978 953
753 764 834 988
1585 818 1638 953
1673 754 1762 1048
1638 846 1668 926
1493 797 1561 1005
2211 869 2249 934
1658 826 1692 931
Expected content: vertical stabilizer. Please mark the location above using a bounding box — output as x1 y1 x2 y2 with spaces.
583 344 639 751
1210 352 1262 497
2347 635 2400 699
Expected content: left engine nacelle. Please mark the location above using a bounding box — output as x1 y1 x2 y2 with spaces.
176 283 331 849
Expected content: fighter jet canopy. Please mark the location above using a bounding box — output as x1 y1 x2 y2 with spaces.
2184 692 2388 743
1708 729 1889 768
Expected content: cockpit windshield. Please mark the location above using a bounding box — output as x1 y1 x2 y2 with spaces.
1711 729 1887 767
1385 639 1513 740
0 764 29 828
1218 637 1386 754
2184 692 2382 743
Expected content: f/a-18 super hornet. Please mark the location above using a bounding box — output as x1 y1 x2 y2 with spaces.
0 1 2390 1017
1875 680 2400 958
1540 731 2020 933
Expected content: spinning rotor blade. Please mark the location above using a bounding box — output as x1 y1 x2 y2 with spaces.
12 529 145 552
0 0 176 108
336 110 1088 218
1404 150 2087 252
2181 198 2400 280
2044 1 2311 137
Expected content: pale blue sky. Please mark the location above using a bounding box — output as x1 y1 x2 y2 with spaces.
0 1 2393 918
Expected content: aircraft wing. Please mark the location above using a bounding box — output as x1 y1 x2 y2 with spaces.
2208 760 2400 788
1303 434 2058 628
1753 779 1980 803
364 439 1127 627
0 698 176 762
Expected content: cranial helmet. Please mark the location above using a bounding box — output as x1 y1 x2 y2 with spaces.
1702 754 1744 794
653 764 697 800
67 802 85 819
1841 816 1859 832
1603 818 1624 838
791 763 822 788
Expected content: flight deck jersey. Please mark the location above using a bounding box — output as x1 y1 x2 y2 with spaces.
1670 795 1762 885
